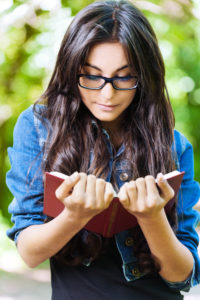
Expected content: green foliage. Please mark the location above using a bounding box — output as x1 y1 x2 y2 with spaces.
61 0 93 14
0 212 12 254
141 0 200 178
0 0 199 221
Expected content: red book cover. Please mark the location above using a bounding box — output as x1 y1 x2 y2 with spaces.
43 171 185 237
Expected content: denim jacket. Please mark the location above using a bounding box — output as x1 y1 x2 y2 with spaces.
6 105 200 291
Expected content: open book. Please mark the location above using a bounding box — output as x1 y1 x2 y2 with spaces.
43 170 185 237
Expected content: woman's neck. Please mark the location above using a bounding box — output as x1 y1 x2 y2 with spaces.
101 120 123 149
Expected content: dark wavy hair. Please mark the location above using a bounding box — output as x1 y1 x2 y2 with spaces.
34 0 177 274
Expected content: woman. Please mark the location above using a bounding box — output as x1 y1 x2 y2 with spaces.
6 1 200 299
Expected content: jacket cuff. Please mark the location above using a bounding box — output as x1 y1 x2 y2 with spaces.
160 260 195 292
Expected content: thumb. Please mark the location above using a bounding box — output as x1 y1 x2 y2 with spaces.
55 172 80 200
156 173 175 202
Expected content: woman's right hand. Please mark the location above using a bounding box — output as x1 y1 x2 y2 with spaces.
55 172 114 222
17 172 114 267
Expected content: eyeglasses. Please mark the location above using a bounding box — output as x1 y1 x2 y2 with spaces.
78 74 138 90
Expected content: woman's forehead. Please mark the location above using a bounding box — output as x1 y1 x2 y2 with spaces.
84 42 130 73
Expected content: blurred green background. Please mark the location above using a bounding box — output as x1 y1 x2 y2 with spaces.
0 0 200 225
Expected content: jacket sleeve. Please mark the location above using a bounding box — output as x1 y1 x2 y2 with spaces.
6 105 47 243
165 130 200 290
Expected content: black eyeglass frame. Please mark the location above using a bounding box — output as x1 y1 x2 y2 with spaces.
78 74 138 90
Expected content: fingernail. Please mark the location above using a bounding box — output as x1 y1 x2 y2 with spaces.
71 172 79 180
157 173 164 182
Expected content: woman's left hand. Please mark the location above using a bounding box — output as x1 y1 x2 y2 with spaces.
118 173 175 220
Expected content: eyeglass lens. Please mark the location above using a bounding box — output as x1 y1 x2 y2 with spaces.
79 75 137 89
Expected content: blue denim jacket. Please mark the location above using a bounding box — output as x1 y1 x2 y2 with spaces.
6 105 200 291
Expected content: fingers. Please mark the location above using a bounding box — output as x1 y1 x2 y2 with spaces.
85 175 96 207
73 172 87 193
104 182 115 207
117 173 175 220
96 178 106 207
156 173 175 201
145 175 159 208
126 180 137 210
135 177 146 200
135 178 148 212
118 176 162 212
56 172 115 212
118 182 130 207
55 172 80 200
126 181 137 201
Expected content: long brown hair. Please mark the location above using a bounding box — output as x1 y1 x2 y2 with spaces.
34 0 176 273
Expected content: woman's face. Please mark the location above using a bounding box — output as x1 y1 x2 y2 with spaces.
78 42 137 130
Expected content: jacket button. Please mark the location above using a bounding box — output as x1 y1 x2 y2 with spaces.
120 172 129 181
132 267 141 277
125 237 134 247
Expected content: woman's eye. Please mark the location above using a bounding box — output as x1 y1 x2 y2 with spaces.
85 75 100 81
116 76 133 81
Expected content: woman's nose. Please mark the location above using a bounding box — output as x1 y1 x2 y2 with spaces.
100 82 115 100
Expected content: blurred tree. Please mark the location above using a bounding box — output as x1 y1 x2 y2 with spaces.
135 0 200 179
0 0 75 218
0 0 199 220
61 0 93 14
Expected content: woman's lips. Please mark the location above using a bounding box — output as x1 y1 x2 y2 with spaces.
96 103 118 111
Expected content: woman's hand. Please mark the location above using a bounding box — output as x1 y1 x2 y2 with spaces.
118 174 194 283
55 172 114 222
118 173 175 221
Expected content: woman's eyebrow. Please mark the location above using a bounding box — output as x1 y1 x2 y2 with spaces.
84 63 129 72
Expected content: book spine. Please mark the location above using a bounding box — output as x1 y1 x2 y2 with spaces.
104 201 120 237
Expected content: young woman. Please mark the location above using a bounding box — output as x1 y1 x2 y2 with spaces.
6 1 200 299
